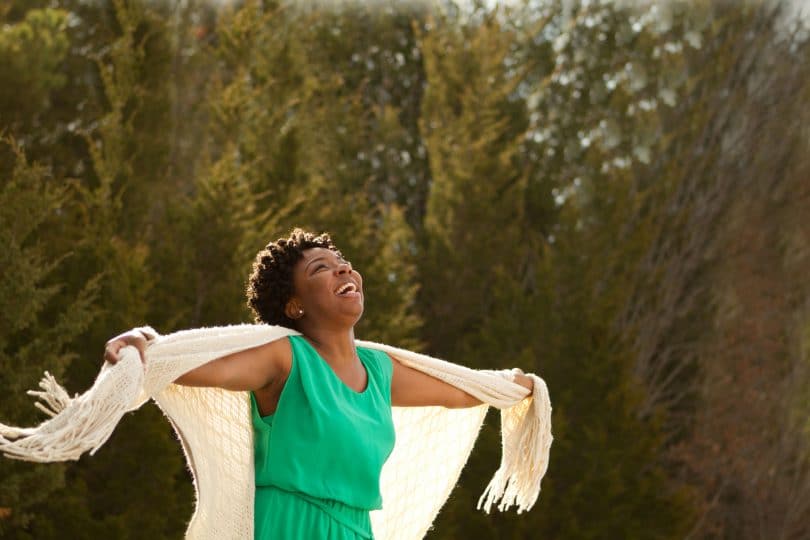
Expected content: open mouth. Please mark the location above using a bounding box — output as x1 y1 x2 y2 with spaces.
334 282 360 297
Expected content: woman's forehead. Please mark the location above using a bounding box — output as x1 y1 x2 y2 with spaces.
297 247 344 271
301 247 340 261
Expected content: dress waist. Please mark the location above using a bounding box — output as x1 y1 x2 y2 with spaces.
256 484 373 538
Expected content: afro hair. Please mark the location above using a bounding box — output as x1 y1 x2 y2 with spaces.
246 228 340 328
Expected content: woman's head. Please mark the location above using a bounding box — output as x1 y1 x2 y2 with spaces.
246 228 363 330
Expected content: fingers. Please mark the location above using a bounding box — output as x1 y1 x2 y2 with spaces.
103 340 127 364
513 373 534 393
103 345 118 364
104 338 148 366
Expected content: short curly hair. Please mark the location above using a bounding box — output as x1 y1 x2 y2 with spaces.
246 228 341 328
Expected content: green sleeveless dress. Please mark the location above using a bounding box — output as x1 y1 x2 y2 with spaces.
250 335 396 539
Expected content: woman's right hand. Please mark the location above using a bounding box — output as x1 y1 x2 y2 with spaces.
104 331 148 365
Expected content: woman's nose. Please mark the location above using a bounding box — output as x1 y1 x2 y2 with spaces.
335 261 352 274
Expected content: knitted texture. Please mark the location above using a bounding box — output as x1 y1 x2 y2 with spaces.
0 324 553 539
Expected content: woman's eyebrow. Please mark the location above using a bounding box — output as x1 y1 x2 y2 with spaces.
305 256 326 271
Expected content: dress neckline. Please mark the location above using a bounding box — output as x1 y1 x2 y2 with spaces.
299 337 370 395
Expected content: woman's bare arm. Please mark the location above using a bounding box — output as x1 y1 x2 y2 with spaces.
389 355 533 408
104 332 289 391
173 339 289 390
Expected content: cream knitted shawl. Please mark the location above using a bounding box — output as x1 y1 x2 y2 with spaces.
0 324 552 539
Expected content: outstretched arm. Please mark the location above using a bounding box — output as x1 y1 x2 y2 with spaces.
389 354 533 408
103 330 289 391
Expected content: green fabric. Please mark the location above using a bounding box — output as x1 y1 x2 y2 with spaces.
251 335 396 539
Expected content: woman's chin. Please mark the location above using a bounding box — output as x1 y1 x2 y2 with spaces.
325 295 364 325
345 304 364 324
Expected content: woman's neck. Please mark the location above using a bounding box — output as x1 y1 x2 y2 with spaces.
299 325 358 367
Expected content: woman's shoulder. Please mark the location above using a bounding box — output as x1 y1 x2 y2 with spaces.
357 346 394 378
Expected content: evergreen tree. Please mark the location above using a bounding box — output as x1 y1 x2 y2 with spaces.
0 142 100 538
0 7 69 175
3 0 806 537
288 4 426 348
416 3 694 537
170 0 424 346
26 1 194 537
417 6 531 360
0 7 68 127
293 1 432 227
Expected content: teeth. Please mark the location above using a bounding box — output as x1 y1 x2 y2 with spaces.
336 283 356 295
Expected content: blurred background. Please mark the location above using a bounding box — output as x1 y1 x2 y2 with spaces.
1 0 809 538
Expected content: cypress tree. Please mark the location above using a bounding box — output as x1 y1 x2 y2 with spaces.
30 1 194 537
0 143 100 538
176 0 424 346
416 4 694 537
0 7 69 176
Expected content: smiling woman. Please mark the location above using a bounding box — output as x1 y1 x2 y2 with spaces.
83 228 543 539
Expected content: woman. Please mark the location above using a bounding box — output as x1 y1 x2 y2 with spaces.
105 229 534 539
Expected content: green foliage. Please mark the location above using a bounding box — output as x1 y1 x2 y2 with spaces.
0 2 194 537
149 150 266 328
2 0 807 538
175 0 425 346
417 3 695 537
0 9 69 133
417 8 533 359
0 141 100 537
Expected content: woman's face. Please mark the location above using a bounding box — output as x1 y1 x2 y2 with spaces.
289 247 364 327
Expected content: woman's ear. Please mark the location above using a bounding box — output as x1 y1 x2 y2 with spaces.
285 300 304 320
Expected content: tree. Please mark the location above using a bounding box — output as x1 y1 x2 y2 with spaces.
168 0 424 346
24 1 194 537
0 142 100 538
417 3 694 537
